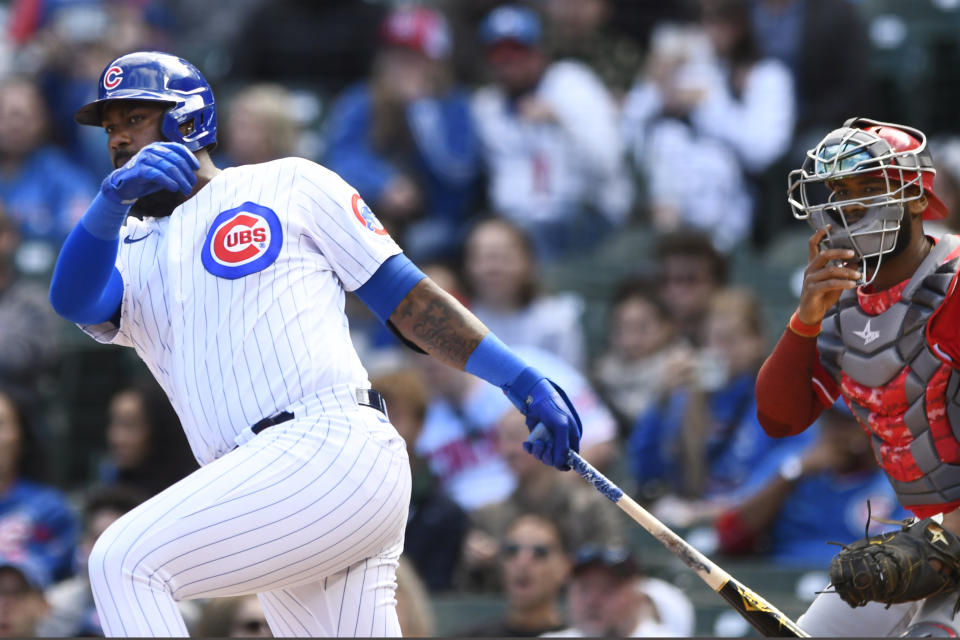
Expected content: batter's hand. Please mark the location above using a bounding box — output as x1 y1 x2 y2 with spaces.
504 368 582 470
101 142 200 205
796 226 861 325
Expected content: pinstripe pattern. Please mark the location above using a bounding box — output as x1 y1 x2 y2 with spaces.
88 391 410 637
77 159 410 637
80 158 403 463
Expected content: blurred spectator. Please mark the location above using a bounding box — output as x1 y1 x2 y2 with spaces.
0 386 77 583
96 378 199 498
694 0 795 174
0 552 50 638
324 5 481 262
544 545 693 637
471 4 633 260
621 0 794 251
628 288 814 527
0 75 97 273
540 0 644 99
715 402 907 566
749 0 870 152
462 218 585 370
229 0 385 98
37 485 196 637
218 83 301 167
412 354 517 512
38 485 143 637
414 343 616 514
456 512 570 637
395 556 436 637
13 0 174 178
461 408 622 592
635 575 696 637
592 275 694 432
372 368 467 593
197 594 271 638
654 230 728 347
926 135 960 237
0 207 60 408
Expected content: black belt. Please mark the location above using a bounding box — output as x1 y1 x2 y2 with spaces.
250 388 388 435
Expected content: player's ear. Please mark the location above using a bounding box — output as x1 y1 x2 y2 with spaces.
908 192 929 216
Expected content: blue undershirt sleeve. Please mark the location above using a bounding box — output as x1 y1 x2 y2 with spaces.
49 223 124 325
354 253 427 323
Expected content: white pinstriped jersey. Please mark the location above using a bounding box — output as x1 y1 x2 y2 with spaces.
80 157 401 465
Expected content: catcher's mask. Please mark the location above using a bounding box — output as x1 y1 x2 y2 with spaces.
787 117 947 285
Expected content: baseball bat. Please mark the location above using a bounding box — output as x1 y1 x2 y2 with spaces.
567 451 809 638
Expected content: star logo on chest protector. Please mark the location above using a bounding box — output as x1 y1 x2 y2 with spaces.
853 319 880 346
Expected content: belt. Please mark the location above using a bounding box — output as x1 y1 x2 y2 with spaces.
250 388 388 435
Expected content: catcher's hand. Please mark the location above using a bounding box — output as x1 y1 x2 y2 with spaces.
829 518 960 608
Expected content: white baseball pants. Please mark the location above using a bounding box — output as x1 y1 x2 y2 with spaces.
88 387 412 637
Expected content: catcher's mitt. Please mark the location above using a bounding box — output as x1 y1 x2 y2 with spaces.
829 518 960 609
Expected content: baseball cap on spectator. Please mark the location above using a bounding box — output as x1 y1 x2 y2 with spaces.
380 6 452 61
0 552 51 592
479 5 542 47
572 545 640 579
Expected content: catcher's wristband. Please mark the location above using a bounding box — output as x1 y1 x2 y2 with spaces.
788 311 821 338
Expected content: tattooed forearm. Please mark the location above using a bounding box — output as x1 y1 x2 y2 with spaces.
391 279 487 369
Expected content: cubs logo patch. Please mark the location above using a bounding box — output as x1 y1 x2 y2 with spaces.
351 193 388 236
103 66 124 90
201 202 282 279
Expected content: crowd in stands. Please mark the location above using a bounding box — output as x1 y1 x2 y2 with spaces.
3 0 959 636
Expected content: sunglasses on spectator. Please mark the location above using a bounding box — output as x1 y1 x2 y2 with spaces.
501 542 554 560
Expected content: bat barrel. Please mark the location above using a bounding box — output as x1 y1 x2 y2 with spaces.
717 579 809 638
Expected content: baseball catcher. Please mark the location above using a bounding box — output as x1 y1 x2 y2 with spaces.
756 116 960 636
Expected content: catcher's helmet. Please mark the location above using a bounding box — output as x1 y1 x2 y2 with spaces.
787 117 947 284
75 51 217 151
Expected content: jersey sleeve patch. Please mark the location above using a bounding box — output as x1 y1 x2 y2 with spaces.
351 194 388 235
201 202 283 280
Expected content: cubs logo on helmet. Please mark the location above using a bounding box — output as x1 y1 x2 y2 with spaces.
103 66 123 90
201 202 282 279
351 194 388 235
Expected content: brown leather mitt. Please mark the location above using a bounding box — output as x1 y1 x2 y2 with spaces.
829 518 960 608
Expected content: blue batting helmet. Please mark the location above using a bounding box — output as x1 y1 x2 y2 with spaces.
75 51 217 151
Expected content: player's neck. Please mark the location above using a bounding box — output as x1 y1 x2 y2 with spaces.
187 150 221 200
871 234 933 291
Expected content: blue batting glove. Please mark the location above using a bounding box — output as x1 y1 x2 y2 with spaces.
503 366 583 470
101 142 200 205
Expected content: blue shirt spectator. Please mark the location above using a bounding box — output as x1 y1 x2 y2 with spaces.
0 386 78 583
0 146 95 246
324 6 480 262
0 77 97 272
628 371 802 499
715 403 907 567
735 441 906 566
627 288 813 530
0 479 78 583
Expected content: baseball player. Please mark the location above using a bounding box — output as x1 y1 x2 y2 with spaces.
756 117 960 635
48 51 583 638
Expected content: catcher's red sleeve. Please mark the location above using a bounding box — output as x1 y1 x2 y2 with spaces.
755 326 834 437
926 266 960 367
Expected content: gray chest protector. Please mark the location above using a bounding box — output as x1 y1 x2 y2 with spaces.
818 235 960 508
